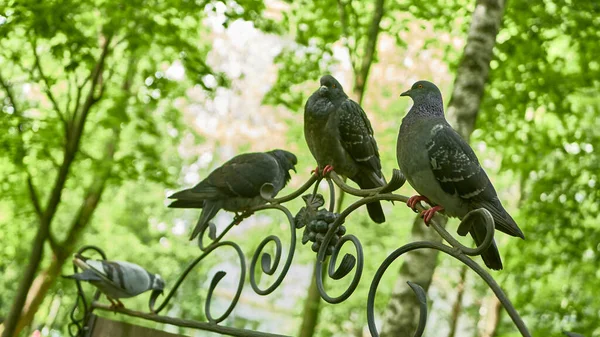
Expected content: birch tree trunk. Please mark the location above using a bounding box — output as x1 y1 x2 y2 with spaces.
381 0 506 335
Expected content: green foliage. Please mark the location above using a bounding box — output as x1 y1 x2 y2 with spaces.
476 0 600 335
2 0 600 336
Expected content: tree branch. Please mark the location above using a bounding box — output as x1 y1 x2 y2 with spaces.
354 0 385 104
30 37 68 134
26 174 42 219
1 34 114 337
13 52 135 337
336 0 358 76
55 131 119 256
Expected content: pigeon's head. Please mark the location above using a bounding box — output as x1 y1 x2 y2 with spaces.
318 75 346 101
400 80 443 104
269 149 298 181
152 274 166 292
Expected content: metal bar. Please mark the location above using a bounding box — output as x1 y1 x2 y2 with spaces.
92 302 292 337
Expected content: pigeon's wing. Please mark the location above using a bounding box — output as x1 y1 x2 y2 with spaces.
199 153 280 198
71 258 122 290
170 153 280 201
337 99 384 181
84 259 153 296
426 124 523 237
425 123 484 198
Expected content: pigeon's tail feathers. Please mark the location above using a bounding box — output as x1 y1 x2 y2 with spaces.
168 199 204 209
352 172 386 224
475 199 524 239
189 200 222 240
469 221 503 270
366 202 385 224
62 269 103 282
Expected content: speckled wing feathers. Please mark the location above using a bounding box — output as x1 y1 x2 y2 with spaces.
426 123 524 238
426 123 487 200
338 100 383 181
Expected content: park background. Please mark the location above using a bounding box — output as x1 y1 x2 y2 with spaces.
1 0 599 336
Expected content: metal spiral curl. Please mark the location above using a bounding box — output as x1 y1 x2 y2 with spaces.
204 241 246 324
249 204 297 295
314 169 406 303
68 245 107 337
366 208 532 337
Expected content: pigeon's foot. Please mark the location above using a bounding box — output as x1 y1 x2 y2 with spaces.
407 195 430 212
322 165 334 176
233 210 254 225
420 205 444 225
311 166 320 175
107 296 124 311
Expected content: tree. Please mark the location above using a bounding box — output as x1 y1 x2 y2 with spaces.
381 0 507 335
479 0 600 335
0 0 251 334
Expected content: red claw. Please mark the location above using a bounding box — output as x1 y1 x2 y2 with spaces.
311 166 320 175
322 165 334 176
406 195 431 211
420 205 444 225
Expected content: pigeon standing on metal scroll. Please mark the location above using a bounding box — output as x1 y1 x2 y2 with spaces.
304 75 386 223
168 149 298 240
63 254 165 308
396 80 524 270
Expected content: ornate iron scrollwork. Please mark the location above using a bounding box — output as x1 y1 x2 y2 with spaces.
68 169 531 337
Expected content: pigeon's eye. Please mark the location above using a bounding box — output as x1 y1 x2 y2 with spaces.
332 84 337 88
417 84 423 89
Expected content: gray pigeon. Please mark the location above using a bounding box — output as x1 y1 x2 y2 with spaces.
397 80 524 270
169 149 298 240
304 75 386 223
63 254 165 308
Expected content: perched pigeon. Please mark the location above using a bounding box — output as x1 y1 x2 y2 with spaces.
63 254 165 308
169 149 298 240
304 75 386 223
397 80 524 270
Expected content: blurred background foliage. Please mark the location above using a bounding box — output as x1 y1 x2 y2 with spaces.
0 0 599 336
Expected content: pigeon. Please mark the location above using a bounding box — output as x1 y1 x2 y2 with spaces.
397 80 524 270
304 75 386 223
63 254 165 308
169 149 298 240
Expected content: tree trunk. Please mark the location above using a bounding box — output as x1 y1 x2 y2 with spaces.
11 53 134 336
380 215 446 337
352 0 384 104
297 262 327 337
447 265 468 337
481 296 502 337
15 165 115 334
381 0 506 335
1 37 113 337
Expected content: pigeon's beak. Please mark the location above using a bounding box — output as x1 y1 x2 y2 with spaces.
148 289 164 313
400 89 411 97
319 85 328 95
